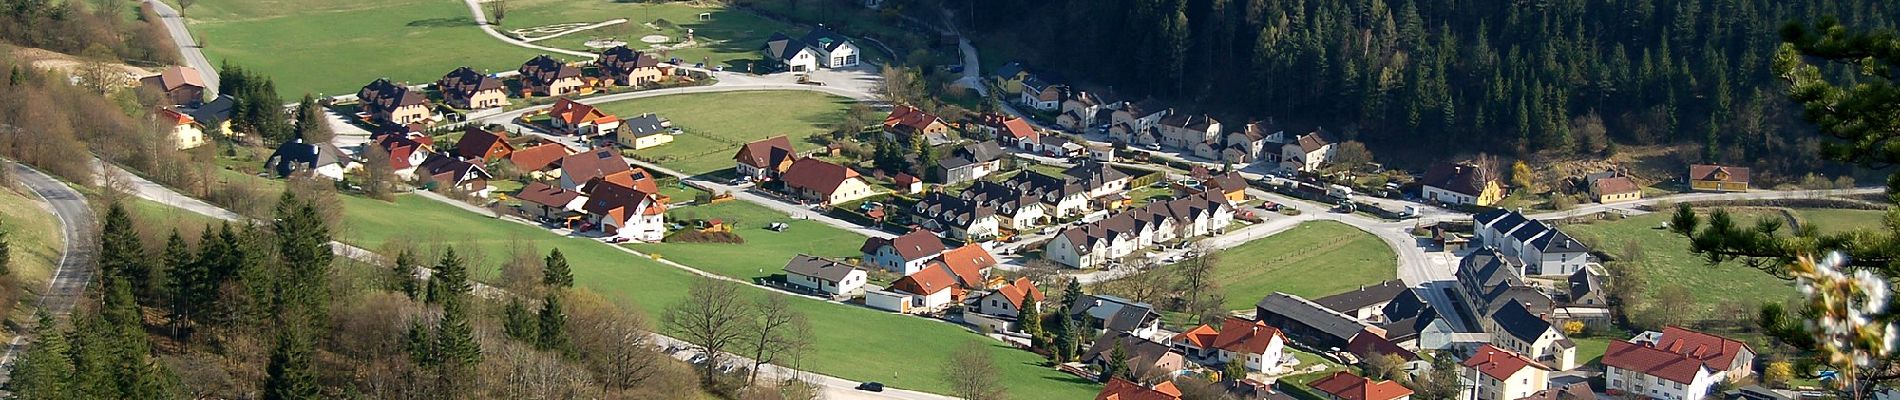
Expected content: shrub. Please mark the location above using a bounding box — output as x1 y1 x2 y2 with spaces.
664 230 744 244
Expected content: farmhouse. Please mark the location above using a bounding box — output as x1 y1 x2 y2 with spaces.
780 158 874 205
141 66 206 106
1313 280 1412 323
156 108 207 150
1254 293 1376 351
1589 175 1642 203
436 66 508 109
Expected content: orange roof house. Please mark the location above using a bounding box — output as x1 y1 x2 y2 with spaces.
1309 371 1413 400
1688 164 1750 192
508 142 574 172
883 104 949 141
935 244 999 289
454 126 516 163
733 135 799 180
141 66 206 106
1096 377 1182 400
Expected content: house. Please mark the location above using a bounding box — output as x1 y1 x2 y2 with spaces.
557 148 632 190
140 66 206 106
1019 77 1066 111
782 254 867 298
1154 114 1222 150
1174 317 1289 373
912 191 1000 240
1565 268 1609 307
1688 164 1749 192
1043 192 1233 268
1185 169 1250 202
1486 301 1578 370
780 158 874 205
991 61 1033 95
1255 293 1377 351
1065 161 1134 199
733 136 798 181
883 105 951 145
927 180 1046 230
418 154 495 197
436 66 508 109
1083 331 1188 378
886 263 963 313
1454 249 1557 319
1463 344 1551 400
1070 294 1162 338
454 126 515 163
1308 371 1414 400
547 98 622 137
357 78 434 125
518 55 585 97
1527 383 1595 400
508 142 573 175
859 229 947 275
597 45 671 86
264 137 351 180
895 172 923 193
760 26 860 71
613 113 674 149
1110 99 1172 135
1421 163 1504 206
156 108 208 150
1346 329 1420 363
978 114 1041 150
577 179 667 241
1374 294 1459 352
371 133 432 179
1604 327 1754 400
1281 130 1336 172
1060 90 1118 130
975 277 1043 319
186 95 235 137
932 141 1006 184
935 244 998 289
1590 175 1642 203
1004 171 1093 218
514 182 587 221
1314 280 1412 323
1096 377 1183 400
760 32 821 72
1471 210 1595 276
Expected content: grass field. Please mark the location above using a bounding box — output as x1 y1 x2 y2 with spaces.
0 185 63 309
1204 220 1397 310
628 199 866 281
337 194 1099 397
1562 210 1815 318
1571 336 1611 367
499 0 810 70
1793 208 1890 235
592 91 852 175
185 0 547 97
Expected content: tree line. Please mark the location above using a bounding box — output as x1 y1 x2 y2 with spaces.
966 0 1896 177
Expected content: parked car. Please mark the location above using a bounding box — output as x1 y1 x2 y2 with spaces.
856 382 885 392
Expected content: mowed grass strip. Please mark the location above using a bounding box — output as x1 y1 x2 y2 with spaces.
337 195 1099 397
593 91 851 175
1208 220 1396 310
189 0 548 98
627 199 866 281
0 185 64 303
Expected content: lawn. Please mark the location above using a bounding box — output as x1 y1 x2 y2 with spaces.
591 91 852 175
1792 208 1890 236
626 199 867 281
498 0 812 70
0 185 64 312
1570 336 1612 367
1561 210 1809 318
1203 221 1397 310
336 194 1099 397
185 0 548 97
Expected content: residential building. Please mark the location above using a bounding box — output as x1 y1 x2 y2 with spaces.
156 108 207 150
1110 98 1172 135
1463 344 1551 400
371 133 432 179
761 32 820 72
1254 293 1377 351
508 142 573 175
1281 130 1336 172
264 137 351 180
1309 371 1413 400
1313 280 1412 323
613 113 674 149
782 254 867 298
1527 383 1595 400
357 78 434 125
1590 176 1642 203
859 230 947 275
991 61 1033 95
1043 192 1233 268
418 154 495 197
1421 163 1504 206
1630 327 1756 380
885 263 963 313
514 182 586 221
1064 161 1133 199
1019 77 1066 111
518 55 584 97
976 114 1041 150
1153 113 1222 150
186 95 235 137
436 66 508 109
547 98 622 137
556 148 632 190
1604 340 1720 400
1688 164 1750 192
1486 301 1578 370
933 244 998 290
1003 170 1093 218
733 136 798 181
453 126 515 163
1060 90 1118 130
140 66 206 106
1070 294 1162 338
1471 210 1594 276
1173 316 1288 373
917 180 1047 232
883 104 950 144
932 141 1006 184
975 277 1044 318
577 178 666 241
597 45 671 86
760 25 860 71
781 158 874 204
1083 331 1188 377
912 192 1001 241
1096 377 1183 400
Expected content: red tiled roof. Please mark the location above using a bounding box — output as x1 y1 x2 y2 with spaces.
937 245 996 287
1211 317 1284 354
1594 176 1640 195
890 263 960 297
509 142 572 171
1096 378 1182 400
1001 117 1037 139
1603 340 1709 384
1309 371 1413 400
158 108 195 125
992 277 1044 308
1347 330 1419 361
598 167 659 194
148 66 206 91
1654 326 1752 367
781 158 861 198
1688 164 1750 183
883 104 942 131
513 182 582 208
1172 324 1220 349
734 136 797 169
549 98 616 126
560 148 632 185
1462 344 1544 380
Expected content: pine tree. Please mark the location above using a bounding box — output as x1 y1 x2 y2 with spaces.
404 319 436 367
1050 314 1078 362
1018 297 1042 340
391 250 420 299
99 203 153 303
427 247 470 304
9 310 73 400
1102 340 1129 382
502 297 537 342
66 311 114 398
434 296 482 390
291 94 333 144
534 293 569 353
272 194 334 333
541 248 572 289
261 328 320 400
162 230 208 346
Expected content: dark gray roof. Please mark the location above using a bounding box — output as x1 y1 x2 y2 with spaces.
1062 161 1130 190
1567 268 1604 303
1508 220 1550 242
187 95 234 126
798 25 853 51
912 192 996 230
1105 303 1160 333
1255 293 1370 344
1488 212 1529 234
1492 300 1554 344
1529 230 1589 254
782 254 861 283
1474 209 1512 226
992 61 1026 78
1380 289 1427 321
619 114 669 138
265 137 347 177
762 32 806 61
1378 307 1438 342
1313 280 1411 313
1081 331 1176 368
938 141 1006 170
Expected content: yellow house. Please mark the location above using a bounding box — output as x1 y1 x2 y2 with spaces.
990 62 1032 95
614 113 675 150
1590 176 1642 203
1688 164 1749 192
1423 163 1504 206
158 108 208 150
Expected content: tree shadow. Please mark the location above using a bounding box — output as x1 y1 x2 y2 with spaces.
408 17 475 28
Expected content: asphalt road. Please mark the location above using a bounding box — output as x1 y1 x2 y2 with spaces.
0 163 100 382
144 0 219 96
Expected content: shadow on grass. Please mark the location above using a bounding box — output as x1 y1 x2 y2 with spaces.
408 17 476 28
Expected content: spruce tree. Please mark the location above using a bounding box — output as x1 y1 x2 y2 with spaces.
1102 340 1129 382
404 319 436 367
535 293 569 353
1018 297 1042 341
0 230 12 276
99 203 153 303
291 94 333 144
541 248 572 289
1049 311 1076 362
66 311 113 398
434 296 482 393
162 230 206 345
261 328 320 400
502 297 537 342
273 194 334 332
427 247 470 304
391 250 419 299
9 310 72 400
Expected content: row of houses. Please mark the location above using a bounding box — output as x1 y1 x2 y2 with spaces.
350 45 680 131
909 162 1135 241
1042 190 1237 268
510 146 671 241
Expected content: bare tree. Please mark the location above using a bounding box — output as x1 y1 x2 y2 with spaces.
1474 153 1500 188
485 0 507 25
743 293 811 388
567 290 666 391
664 276 754 391
942 340 1007 400
497 238 543 294
1175 244 1219 319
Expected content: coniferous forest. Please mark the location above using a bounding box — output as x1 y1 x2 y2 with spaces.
967 0 1896 175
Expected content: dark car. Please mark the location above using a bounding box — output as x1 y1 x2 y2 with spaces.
856 382 885 392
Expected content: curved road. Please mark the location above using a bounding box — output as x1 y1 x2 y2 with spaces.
0 163 99 382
